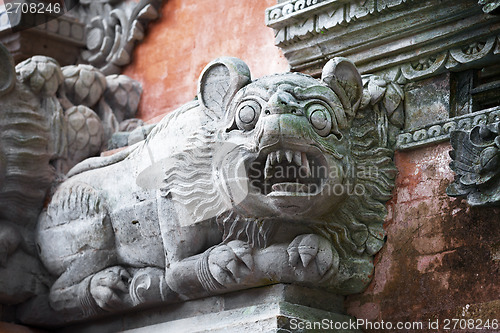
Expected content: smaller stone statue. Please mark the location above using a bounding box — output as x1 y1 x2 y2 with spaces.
0 42 144 309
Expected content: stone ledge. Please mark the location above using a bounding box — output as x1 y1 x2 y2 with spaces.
58 284 353 333
395 105 500 150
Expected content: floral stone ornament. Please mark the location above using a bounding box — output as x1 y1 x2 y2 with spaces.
448 122 500 206
35 57 396 322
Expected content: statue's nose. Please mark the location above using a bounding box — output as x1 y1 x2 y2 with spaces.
265 91 301 115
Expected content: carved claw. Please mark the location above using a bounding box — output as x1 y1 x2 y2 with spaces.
287 234 339 282
90 266 131 312
207 240 254 286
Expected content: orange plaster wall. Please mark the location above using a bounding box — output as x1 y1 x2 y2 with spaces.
123 0 289 122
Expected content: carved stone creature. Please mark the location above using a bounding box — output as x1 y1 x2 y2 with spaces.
36 57 396 321
0 44 54 304
448 122 500 205
0 43 145 307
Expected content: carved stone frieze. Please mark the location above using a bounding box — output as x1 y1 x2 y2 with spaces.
396 106 500 150
266 0 500 77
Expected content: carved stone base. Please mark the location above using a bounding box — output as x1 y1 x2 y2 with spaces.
59 284 362 333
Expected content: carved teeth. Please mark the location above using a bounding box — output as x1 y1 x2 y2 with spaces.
268 151 277 165
263 150 312 181
301 152 311 177
265 154 272 179
276 150 283 163
293 151 301 166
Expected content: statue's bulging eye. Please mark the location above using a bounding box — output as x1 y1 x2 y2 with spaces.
236 100 261 130
239 105 256 124
307 104 332 137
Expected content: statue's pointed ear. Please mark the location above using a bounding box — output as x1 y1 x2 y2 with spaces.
321 58 363 118
0 43 15 97
198 57 251 118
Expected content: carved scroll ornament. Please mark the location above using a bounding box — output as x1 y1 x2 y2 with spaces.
32 56 397 323
75 0 162 75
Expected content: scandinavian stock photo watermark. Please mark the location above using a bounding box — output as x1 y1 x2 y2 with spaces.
289 317 499 331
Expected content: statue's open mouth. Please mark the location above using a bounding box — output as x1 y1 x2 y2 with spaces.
248 146 328 196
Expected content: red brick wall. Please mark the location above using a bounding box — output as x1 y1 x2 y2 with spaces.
123 0 289 122
345 143 500 332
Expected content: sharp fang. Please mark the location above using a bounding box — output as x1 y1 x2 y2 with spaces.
276 150 283 163
265 154 272 179
285 150 293 163
301 152 311 177
293 151 301 166
269 151 277 165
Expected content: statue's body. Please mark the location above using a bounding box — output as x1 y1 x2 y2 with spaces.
35 57 396 319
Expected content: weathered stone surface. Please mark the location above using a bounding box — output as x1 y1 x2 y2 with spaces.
345 143 500 331
31 56 396 325
0 46 57 306
76 0 163 75
265 0 500 79
265 0 500 152
58 284 357 333
0 1 162 75
0 44 147 309
404 73 450 131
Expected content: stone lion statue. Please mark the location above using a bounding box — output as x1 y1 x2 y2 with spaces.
36 57 396 321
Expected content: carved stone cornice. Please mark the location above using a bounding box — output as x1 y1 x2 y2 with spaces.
265 0 500 78
396 106 500 150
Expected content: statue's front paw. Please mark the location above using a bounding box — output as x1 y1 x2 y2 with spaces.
287 234 339 282
90 266 131 311
207 240 254 287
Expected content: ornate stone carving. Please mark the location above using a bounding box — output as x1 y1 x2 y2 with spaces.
75 0 162 75
33 57 396 323
396 106 500 150
266 0 417 45
0 44 144 305
0 1 162 73
0 44 55 305
447 120 500 206
266 0 500 77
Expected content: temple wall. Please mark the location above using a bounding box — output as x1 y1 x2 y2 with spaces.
346 142 500 331
123 0 289 122
0 0 498 331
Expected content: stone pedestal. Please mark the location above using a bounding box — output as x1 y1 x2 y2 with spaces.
59 284 362 333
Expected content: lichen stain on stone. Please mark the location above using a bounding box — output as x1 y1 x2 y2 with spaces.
346 142 500 326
